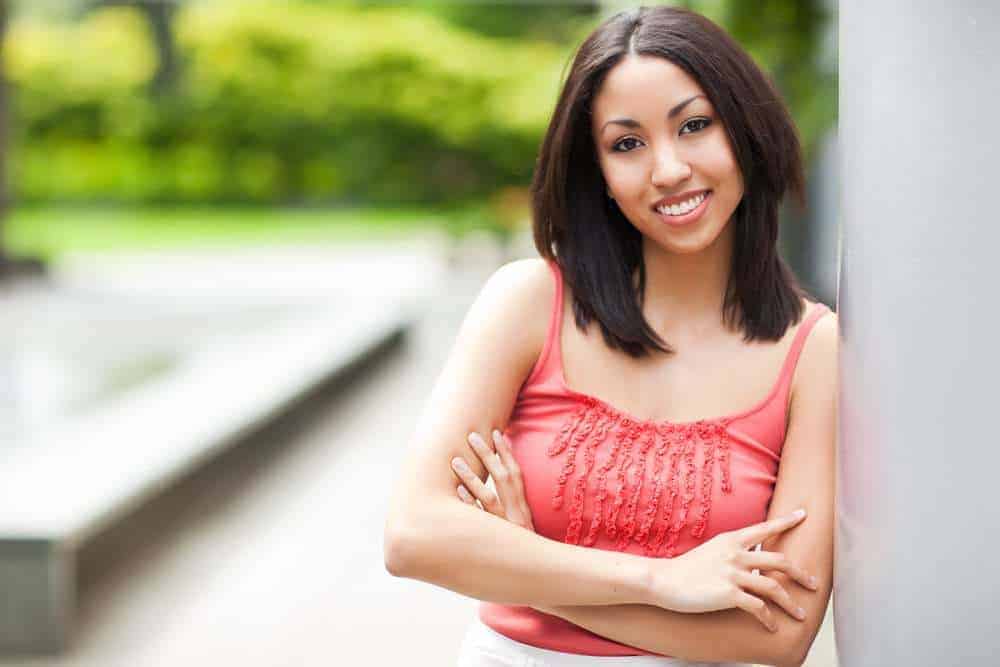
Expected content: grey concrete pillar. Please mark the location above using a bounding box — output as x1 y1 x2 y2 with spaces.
838 3 1000 664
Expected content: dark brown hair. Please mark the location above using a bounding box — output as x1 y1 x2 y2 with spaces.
532 5 811 358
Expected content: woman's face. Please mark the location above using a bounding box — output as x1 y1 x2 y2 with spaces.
590 55 744 256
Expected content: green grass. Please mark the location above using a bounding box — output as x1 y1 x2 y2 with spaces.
4 205 484 260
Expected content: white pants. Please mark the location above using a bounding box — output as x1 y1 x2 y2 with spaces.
456 617 749 667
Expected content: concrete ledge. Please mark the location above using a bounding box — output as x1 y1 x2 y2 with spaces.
0 296 417 654
0 539 73 654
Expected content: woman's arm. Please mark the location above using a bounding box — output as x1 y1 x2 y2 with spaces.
387 495 653 608
383 259 654 608
535 604 804 667
530 313 840 667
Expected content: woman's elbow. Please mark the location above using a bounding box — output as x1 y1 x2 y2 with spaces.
383 513 419 577
383 527 407 577
383 501 445 577
772 649 806 667
770 627 810 667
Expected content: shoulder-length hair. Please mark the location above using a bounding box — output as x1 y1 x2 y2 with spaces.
531 5 812 358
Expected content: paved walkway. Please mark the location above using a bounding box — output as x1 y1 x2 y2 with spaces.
0 235 837 666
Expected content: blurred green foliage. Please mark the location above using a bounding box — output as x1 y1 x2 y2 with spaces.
6 204 457 260
5 1 835 208
7 3 569 205
413 0 600 43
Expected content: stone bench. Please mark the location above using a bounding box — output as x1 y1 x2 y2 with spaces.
0 295 415 654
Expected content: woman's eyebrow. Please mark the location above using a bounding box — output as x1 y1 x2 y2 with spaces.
599 94 707 133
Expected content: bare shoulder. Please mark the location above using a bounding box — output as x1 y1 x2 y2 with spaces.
474 256 554 367
485 256 554 318
793 303 839 399
802 304 839 363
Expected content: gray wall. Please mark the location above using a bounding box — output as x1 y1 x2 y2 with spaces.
837 2 1000 664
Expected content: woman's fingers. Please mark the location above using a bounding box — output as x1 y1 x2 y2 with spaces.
739 550 819 591
739 509 806 548
733 570 805 623
465 431 516 512
462 430 534 530
491 430 521 480
467 432 503 480
451 456 503 515
733 592 777 633
467 430 517 511
492 430 535 531
457 484 477 505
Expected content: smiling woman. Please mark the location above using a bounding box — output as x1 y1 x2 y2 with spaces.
384 6 836 667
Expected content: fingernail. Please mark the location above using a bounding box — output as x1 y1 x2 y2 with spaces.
467 432 482 447
457 485 473 501
809 575 818 588
796 607 806 620
452 457 467 471
793 508 806 518
492 429 502 445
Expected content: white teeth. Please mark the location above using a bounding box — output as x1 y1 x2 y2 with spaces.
657 192 707 216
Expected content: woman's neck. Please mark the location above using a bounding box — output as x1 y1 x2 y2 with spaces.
635 225 734 339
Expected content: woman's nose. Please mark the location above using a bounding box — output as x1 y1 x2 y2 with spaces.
650 145 692 188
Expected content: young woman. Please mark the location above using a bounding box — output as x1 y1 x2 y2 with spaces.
384 6 837 666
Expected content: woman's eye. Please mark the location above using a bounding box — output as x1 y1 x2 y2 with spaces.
680 117 712 134
612 136 642 153
612 119 711 152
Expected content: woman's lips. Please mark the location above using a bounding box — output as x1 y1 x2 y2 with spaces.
653 190 712 227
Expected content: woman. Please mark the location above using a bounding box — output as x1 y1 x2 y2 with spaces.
384 6 837 666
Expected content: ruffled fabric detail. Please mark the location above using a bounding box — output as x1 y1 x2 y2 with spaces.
547 396 734 558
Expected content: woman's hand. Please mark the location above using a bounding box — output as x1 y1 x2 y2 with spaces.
450 429 535 532
647 509 820 632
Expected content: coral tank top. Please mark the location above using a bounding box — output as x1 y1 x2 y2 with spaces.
478 259 832 657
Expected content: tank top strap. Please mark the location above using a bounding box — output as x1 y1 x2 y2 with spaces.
774 301 833 395
524 258 566 386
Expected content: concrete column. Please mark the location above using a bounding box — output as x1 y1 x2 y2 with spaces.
838 3 1000 664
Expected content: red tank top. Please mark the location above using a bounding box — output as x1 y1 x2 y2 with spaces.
478 259 832 657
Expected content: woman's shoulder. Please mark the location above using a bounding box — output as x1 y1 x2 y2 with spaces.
486 257 555 311
800 297 837 333
494 256 556 327
801 300 838 355
474 257 557 372
788 297 837 357
788 297 838 399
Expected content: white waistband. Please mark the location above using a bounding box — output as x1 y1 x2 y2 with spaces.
460 616 741 667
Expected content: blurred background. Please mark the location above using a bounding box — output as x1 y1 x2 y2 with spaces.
0 0 840 664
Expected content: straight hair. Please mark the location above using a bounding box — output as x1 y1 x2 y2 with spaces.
531 5 812 358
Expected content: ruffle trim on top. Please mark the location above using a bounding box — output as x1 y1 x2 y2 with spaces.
546 396 734 558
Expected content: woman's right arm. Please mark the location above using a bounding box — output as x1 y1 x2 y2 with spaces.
382 258 655 608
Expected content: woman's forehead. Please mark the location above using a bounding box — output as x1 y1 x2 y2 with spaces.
592 56 708 125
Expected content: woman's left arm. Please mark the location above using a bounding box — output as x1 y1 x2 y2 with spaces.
453 313 838 667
